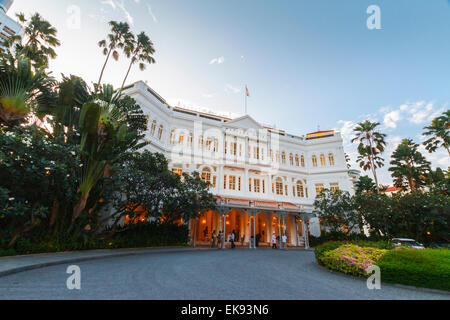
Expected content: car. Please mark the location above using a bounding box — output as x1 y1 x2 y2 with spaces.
391 238 425 249
430 243 449 249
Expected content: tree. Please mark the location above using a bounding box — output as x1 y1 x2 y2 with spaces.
351 120 386 192
313 189 361 234
355 189 449 244
0 55 56 126
355 176 376 194
12 13 60 69
389 139 431 191
0 125 80 247
121 31 155 92
97 21 133 89
423 109 450 156
97 151 216 235
345 153 351 169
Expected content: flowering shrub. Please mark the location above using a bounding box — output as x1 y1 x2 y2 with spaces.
319 244 388 277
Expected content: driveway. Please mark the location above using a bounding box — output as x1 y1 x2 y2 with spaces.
0 249 448 300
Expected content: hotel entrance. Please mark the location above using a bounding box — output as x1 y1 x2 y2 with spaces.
190 198 310 249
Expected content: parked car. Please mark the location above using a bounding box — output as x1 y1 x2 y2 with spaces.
430 243 449 249
391 238 425 249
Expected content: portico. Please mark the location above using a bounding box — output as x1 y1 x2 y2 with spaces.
190 197 311 249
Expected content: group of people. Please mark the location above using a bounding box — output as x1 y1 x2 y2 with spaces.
209 229 288 249
272 232 288 249
210 230 238 249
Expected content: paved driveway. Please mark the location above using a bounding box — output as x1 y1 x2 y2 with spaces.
0 249 448 300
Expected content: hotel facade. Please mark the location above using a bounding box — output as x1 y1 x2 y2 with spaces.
125 81 354 249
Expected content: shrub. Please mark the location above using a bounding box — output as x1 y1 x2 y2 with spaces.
377 248 450 291
309 231 388 247
319 244 387 277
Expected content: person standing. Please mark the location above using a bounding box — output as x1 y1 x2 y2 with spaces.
211 230 216 248
282 233 287 250
217 231 222 249
231 230 236 249
272 232 277 249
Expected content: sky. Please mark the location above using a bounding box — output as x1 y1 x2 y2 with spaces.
7 0 450 185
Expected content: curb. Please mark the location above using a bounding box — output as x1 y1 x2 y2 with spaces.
0 247 210 278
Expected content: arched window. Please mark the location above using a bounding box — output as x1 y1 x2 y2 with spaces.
201 167 211 183
301 155 305 167
289 153 294 166
275 178 284 195
276 151 280 163
295 154 300 167
312 155 318 167
296 181 305 197
151 120 157 136
170 130 176 144
320 154 326 167
158 125 163 140
188 133 193 147
270 149 274 162
281 152 286 164
328 153 335 166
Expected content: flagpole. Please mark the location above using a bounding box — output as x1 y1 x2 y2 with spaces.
245 85 247 115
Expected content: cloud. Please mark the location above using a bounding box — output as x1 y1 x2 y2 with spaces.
101 0 116 9
116 0 134 25
383 110 402 128
102 0 134 25
408 101 434 124
225 84 241 94
209 56 225 64
202 93 215 98
147 4 158 23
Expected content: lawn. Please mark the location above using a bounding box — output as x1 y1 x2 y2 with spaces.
315 241 450 292
377 248 450 291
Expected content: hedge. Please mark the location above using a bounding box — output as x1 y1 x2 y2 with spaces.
0 221 189 257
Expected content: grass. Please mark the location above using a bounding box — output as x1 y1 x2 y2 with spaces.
376 248 450 292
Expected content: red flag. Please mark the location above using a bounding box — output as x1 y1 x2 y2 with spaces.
246 86 250 97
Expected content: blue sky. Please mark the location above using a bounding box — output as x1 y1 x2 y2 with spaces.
8 0 450 184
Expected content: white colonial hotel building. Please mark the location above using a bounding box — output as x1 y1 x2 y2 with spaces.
125 81 354 249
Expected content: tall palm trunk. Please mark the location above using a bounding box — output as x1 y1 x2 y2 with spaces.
120 58 134 93
368 138 380 193
98 48 113 89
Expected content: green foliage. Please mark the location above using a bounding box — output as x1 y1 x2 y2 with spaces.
377 248 450 291
389 138 431 190
351 120 387 190
309 231 388 247
5 12 60 69
355 175 376 194
104 222 189 249
355 188 449 244
100 151 216 232
313 189 361 234
0 55 56 125
423 109 450 156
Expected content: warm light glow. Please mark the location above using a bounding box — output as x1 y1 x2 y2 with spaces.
427 231 431 235
202 219 206 224
226 221 230 225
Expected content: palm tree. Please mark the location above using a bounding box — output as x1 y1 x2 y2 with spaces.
120 31 155 92
389 139 431 191
351 120 387 192
97 21 133 90
0 55 55 126
14 13 61 69
423 110 450 156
